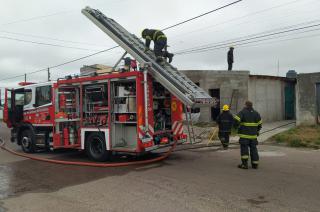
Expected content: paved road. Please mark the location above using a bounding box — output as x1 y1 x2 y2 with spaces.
0 122 320 212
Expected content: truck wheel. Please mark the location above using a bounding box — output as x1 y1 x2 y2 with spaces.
85 132 110 161
21 129 36 153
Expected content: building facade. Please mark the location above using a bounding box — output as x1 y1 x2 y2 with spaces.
183 70 295 123
296 72 320 125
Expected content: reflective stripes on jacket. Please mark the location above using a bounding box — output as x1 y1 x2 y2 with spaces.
234 108 262 140
144 29 166 48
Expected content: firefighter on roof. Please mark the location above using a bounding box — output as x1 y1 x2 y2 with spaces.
142 29 174 63
234 101 262 169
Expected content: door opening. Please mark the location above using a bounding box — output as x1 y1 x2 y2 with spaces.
209 89 220 121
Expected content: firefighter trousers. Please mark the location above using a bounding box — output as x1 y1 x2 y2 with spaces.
154 39 167 57
239 138 259 165
218 132 230 148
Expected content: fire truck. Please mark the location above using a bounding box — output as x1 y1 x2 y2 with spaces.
3 7 212 161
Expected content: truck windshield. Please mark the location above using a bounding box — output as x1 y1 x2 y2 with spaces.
15 93 24 106
36 85 52 106
24 90 32 105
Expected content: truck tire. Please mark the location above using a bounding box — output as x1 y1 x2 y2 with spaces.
20 129 36 153
85 132 110 161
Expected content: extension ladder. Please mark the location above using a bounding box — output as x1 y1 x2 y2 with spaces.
82 7 213 107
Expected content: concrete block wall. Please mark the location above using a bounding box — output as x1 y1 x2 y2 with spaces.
296 72 320 125
249 77 286 122
183 70 249 122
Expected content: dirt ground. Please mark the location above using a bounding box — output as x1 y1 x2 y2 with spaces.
1 122 320 212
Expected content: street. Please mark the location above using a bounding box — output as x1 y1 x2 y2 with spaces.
0 122 320 212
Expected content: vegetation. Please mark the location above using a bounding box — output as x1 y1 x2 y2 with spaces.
270 125 320 149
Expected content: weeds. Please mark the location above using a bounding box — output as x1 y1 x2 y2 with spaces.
270 125 320 149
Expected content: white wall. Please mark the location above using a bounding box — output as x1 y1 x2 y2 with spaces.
249 77 285 122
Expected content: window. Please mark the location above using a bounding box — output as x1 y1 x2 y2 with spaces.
15 93 25 106
36 85 52 106
24 90 32 106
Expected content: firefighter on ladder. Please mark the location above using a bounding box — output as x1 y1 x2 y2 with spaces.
234 101 262 169
141 29 174 63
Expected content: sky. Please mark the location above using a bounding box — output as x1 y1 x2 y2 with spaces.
0 0 320 89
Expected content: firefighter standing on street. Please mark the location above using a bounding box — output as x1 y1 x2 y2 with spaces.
141 29 174 63
227 47 234 71
234 101 262 169
216 105 234 149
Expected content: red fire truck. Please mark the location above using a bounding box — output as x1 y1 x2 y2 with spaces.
2 7 212 161
3 71 186 161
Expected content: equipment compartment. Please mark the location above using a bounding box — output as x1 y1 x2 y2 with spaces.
111 78 137 150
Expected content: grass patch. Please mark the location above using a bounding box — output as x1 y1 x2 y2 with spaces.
270 125 320 149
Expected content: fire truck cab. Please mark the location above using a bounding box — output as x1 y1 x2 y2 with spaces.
4 82 55 152
3 72 186 161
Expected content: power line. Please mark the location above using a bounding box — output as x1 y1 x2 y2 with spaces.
234 31 320 50
0 10 74 26
174 21 320 55
0 30 105 47
0 36 102 51
174 19 320 53
161 0 243 31
175 28 320 55
0 1 243 82
170 0 308 39
0 46 119 82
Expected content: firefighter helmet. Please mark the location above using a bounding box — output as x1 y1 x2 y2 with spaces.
222 105 230 111
141 28 149 38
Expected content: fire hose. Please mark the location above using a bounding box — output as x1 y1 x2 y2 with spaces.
0 122 295 167
0 138 177 167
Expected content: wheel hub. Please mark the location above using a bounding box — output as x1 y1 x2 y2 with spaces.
22 136 31 148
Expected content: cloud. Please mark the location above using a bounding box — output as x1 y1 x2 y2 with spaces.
0 0 319 88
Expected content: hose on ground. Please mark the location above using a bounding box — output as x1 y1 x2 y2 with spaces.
0 122 295 166
0 137 178 167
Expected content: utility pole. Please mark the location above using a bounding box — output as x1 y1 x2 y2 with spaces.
47 68 51 81
24 73 27 82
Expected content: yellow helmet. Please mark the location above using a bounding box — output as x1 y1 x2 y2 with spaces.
222 105 230 111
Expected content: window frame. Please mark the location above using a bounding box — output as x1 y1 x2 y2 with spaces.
35 85 52 107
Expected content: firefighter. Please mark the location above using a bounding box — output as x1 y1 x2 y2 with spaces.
122 57 131 72
216 104 234 149
141 29 174 63
234 101 262 169
227 47 234 71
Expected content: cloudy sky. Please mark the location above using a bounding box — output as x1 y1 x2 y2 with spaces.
0 0 319 88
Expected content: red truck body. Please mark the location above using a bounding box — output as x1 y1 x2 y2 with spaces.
3 71 186 161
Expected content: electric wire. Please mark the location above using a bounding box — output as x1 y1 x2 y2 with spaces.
174 19 320 53
0 30 106 47
0 10 74 26
161 0 243 31
0 46 119 82
0 1 243 82
0 36 102 51
174 22 320 55
175 28 320 55
170 0 308 39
